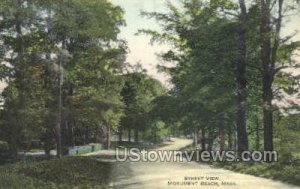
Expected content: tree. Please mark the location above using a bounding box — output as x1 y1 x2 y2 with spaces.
259 0 300 152
120 69 166 143
139 0 240 151
0 0 55 157
0 0 127 155
236 0 249 154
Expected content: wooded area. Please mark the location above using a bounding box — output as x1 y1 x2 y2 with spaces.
1 0 300 188
0 0 300 167
139 0 300 160
0 0 170 160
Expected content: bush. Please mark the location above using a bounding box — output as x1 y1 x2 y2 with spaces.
0 140 13 164
0 140 9 152
216 162 300 186
68 143 102 156
90 143 102 152
0 157 110 189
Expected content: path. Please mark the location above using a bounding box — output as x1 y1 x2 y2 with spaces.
107 138 299 189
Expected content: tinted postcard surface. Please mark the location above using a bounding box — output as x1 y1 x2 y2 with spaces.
0 0 299 189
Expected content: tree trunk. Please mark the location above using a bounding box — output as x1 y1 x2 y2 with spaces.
134 129 139 143
227 125 233 150
12 0 24 161
194 129 198 148
128 128 131 142
201 128 206 151
262 80 273 151
61 120 69 156
260 5 273 149
43 131 53 159
118 127 123 144
236 0 249 155
71 123 75 146
154 132 157 144
56 123 62 158
207 138 213 152
85 126 89 144
256 114 260 151
219 123 226 151
207 129 215 151
260 0 284 152
56 47 63 158
106 126 111 149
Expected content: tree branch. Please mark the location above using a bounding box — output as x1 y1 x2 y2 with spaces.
274 63 300 75
223 11 239 18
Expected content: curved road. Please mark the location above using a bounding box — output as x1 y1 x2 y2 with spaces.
109 138 299 189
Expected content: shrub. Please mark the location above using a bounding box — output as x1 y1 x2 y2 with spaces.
0 157 110 189
0 141 9 152
0 140 13 164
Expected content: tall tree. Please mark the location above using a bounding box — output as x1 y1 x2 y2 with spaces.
139 0 239 151
236 0 249 154
120 70 166 143
260 0 274 152
0 0 127 156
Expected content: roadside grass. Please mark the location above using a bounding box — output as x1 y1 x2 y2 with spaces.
213 161 300 186
84 141 169 160
181 145 300 186
111 141 150 149
0 157 111 189
111 141 168 150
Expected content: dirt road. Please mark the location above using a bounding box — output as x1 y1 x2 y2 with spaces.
109 138 299 189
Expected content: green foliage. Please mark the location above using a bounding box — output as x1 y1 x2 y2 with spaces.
215 162 300 186
0 0 126 152
144 120 168 143
274 115 300 162
0 157 110 188
0 140 12 164
120 71 166 140
0 141 9 152
140 0 239 141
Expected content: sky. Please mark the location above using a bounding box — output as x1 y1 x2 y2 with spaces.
111 0 172 85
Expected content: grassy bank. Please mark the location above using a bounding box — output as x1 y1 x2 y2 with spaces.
0 157 112 189
181 146 300 186
213 161 300 186
111 141 168 149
